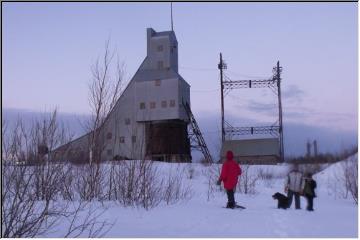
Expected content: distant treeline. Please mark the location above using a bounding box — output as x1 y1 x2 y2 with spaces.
286 146 358 164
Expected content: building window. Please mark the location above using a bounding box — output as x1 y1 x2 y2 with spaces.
107 132 112 140
107 149 113 156
125 118 131 125
120 136 125 143
150 102 156 109
161 100 167 108
157 45 163 52
157 61 164 69
170 99 176 107
140 102 146 109
155 79 161 86
132 136 136 143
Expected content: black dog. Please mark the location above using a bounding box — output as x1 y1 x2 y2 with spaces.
272 192 289 209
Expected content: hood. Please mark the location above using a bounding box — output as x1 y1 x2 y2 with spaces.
226 150 234 161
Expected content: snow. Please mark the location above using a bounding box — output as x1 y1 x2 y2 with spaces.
45 159 358 238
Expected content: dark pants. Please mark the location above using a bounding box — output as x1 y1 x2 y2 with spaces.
287 189 301 209
226 189 235 208
305 194 314 211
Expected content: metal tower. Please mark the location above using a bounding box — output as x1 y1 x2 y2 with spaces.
218 53 284 162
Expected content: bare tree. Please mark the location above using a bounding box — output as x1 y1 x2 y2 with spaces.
2 112 112 237
87 38 125 164
77 38 126 201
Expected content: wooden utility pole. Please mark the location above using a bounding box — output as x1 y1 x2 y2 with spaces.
276 61 284 162
218 53 225 143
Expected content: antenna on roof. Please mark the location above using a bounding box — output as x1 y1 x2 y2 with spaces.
171 2 174 31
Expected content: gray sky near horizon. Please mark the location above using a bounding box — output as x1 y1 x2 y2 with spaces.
3 2 358 133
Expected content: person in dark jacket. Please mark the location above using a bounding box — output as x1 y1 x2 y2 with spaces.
217 150 242 209
302 173 317 211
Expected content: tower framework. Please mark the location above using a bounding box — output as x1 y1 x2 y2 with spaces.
219 53 284 163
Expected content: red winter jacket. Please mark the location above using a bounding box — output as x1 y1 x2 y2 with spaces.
219 151 241 190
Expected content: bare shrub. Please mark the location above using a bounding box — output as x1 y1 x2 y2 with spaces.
61 201 114 238
136 160 163 209
2 164 53 237
106 161 118 201
1 162 111 237
111 160 161 209
237 165 259 195
1 112 111 237
102 160 193 209
257 168 275 188
72 163 106 201
202 163 222 201
59 164 75 201
326 170 347 200
341 155 358 204
186 163 195 179
162 166 193 205
326 154 358 204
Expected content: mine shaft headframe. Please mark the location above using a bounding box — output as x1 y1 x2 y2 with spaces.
219 54 284 162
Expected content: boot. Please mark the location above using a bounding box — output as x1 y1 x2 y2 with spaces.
226 202 235 209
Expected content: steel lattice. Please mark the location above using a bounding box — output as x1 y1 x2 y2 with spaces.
223 78 277 89
225 125 280 136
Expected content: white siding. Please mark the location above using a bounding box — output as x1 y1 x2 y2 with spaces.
135 78 181 122
101 82 145 160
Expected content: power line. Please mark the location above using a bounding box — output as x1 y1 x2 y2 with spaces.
191 88 220 92
225 70 270 79
180 66 269 79
180 66 218 71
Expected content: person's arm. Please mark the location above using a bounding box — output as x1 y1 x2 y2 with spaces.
312 180 317 189
300 175 305 194
284 175 289 193
218 164 227 182
217 165 225 185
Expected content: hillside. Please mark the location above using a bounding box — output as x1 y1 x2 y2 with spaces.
42 158 357 238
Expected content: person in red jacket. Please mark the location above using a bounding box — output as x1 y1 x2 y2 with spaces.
217 150 242 208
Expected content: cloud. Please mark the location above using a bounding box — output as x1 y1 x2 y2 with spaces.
246 100 276 113
282 105 357 132
282 84 305 103
236 84 305 116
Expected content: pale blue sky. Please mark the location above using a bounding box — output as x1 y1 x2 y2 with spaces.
3 2 358 134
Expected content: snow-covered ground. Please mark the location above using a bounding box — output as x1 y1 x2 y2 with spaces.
47 159 358 238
